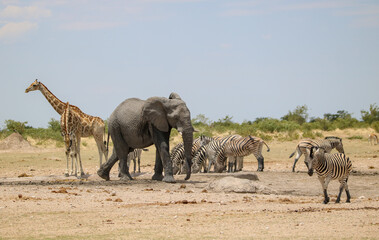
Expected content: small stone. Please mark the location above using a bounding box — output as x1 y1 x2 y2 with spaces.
111 191 116 196
18 194 22 199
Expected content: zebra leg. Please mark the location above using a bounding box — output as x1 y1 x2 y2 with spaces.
292 151 302 172
345 178 351 203
257 156 264 172
138 155 141 173
336 186 343 203
228 157 236 173
133 157 136 173
319 176 331 204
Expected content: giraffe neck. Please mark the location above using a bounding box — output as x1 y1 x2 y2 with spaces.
39 83 65 115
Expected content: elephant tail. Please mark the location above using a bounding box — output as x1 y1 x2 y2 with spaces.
106 131 110 152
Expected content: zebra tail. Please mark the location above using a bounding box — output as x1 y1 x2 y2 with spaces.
289 151 295 158
263 141 270 152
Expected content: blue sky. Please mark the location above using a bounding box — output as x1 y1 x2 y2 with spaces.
0 0 378 128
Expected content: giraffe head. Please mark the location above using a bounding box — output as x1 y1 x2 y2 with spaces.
25 79 41 93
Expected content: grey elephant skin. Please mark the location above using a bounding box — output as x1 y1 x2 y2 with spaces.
97 93 194 183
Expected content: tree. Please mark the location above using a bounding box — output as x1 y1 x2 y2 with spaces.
361 103 379 124
48 118 61 132
4 120 28 134
281 105 309 125
192 114 210 126
324 110 352 121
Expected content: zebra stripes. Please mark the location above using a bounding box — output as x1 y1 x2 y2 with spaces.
206 135 242 173
217 136 270 172
171 135 213 175
191 145 208 173
126 149 149 173
306 146 352 204
290 136 344 172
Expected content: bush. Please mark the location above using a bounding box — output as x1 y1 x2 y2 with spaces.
361 103 379 124
281 105 308 125
25 128 63 143
4 120 28 135
372 121 379 133
48 118 61 132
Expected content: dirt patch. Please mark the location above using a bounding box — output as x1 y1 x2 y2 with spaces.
1 133 379 239
0 133 34 151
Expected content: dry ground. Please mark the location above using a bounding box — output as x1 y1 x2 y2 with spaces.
0 129 378 239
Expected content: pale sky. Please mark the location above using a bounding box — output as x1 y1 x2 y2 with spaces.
0 0 378 128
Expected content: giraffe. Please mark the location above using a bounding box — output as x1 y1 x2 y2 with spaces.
25 79 108 166
61 102 83 178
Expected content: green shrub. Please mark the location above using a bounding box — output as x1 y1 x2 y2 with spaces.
48 118 61 132
372 121 379 133
302 130 315 139
4 120 28 135
25 128 63 143
347 135 363 140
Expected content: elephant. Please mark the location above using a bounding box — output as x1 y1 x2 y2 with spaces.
97 93 194 183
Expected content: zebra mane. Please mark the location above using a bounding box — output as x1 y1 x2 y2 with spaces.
324 136 342 140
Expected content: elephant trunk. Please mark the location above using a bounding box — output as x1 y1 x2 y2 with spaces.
181 130 193 180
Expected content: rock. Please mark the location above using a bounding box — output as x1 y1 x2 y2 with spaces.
207 176 276 194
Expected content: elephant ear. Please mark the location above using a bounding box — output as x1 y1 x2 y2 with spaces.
168 92 182 100
142 97 170 132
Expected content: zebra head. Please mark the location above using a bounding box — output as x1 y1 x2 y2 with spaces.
199 135 212 146
325 136 344 154
306 147 326 176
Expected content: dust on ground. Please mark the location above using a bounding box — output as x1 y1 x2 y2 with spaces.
0 130 378 239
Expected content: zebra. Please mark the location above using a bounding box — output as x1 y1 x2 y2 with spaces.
305 146 352 204
125 149 148 173
368 133 378 145
206 135 242 173
290 136 344 172
171 135 213 175
191 145 208 173
215 135 270 173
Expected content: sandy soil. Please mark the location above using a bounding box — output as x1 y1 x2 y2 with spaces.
0 130 378 239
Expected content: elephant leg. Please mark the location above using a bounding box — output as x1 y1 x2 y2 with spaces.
152 149 164 181
119 155 133 180
97 148 118 181
151 126 175 183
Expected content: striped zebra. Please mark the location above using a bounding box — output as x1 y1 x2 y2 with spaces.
215 136 270 173
126 149 148 173
171 135 213 175
305 146 352 204
206 135 242 173
290 136 344 172
191 145 208 173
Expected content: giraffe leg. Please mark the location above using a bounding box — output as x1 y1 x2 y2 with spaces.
76 136 85 178
94 133 107 166
65 151 70 177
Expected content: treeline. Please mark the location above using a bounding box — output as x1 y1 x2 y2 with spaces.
191 104 379 140
1 104 379 143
